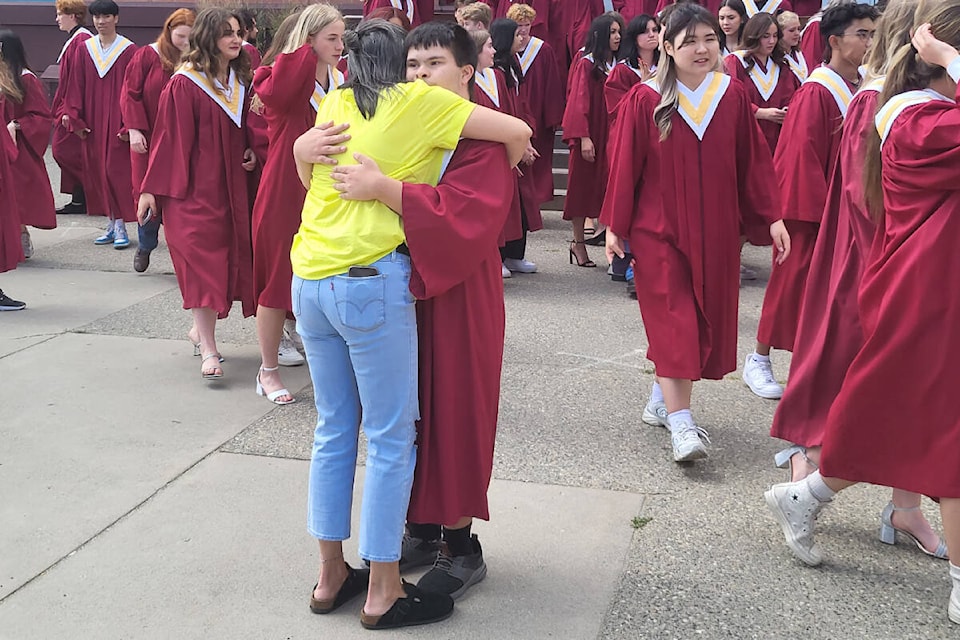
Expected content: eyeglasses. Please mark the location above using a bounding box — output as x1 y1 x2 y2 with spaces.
841 30 876 42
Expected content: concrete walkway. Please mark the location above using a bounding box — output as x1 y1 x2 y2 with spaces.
0 168 954 639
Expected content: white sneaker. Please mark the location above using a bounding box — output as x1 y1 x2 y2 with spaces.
21 230 33 259
501 263 512 278
641 399 668 428
669 420 709 462
503 258 537 274
278 335 305 366
763 480 826 566
743 354 783 399
950 564 960 624
283 320 304 352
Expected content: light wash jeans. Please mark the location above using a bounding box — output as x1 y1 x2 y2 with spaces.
293 251 419 562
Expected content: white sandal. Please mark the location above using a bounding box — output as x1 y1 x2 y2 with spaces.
880 502 949 560
256 365 295 405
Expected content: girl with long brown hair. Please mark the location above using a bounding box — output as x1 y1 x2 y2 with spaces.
137 8 257 380
121 7 195 274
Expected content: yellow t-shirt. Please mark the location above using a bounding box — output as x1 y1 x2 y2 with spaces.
291 80 476 280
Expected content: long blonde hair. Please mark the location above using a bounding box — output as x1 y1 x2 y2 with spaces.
863 0 960 218
862 0 919 82
282 3 343 55
653 4 724 141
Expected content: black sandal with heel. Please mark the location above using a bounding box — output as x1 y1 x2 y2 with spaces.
568 240 596 268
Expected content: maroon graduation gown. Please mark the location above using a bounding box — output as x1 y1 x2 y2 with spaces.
121 44 172 206
362 0 434 27
516 37 564 206
614 0 659 21
656 0 724 14
473 69 525 242
562 56 611 221
820 85 960 497
799 14 825 67
601 78 778 380
604 60 646 117
404 140 512 525
483 0 553 41
51 28 92 195
770 85 879 448
565 0 604 63
250 45 320 312
0 125 22 273
3 72 56 229
140 73 255 319
57 35 137 222
757 77 847 351
722 54 799 154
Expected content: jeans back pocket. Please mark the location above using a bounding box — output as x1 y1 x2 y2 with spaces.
332 274 386 331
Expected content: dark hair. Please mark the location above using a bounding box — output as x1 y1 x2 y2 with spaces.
366 7 412 31
183 9 253 89
238 9 256 32
820 0 880 42
740 12 785 70
343 19 407 119
718 0 747 44
583 13 625 75
490 18 523 88
621 14 659 70
0 30 29 101
406 22 477 92
88 0 119 17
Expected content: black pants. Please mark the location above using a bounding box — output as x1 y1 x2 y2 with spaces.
500 198 530 261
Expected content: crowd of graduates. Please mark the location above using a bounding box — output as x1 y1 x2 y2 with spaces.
3 0 960 631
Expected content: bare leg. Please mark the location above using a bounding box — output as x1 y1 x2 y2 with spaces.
755 341 771 357
570 217 592 265
313 540 349 600
891 489 944 556
789 445 820 482
822 475 856 493
659 376 693 414
256 305 293 403
940 498 960 566
364 561 407 616
193 307 221 376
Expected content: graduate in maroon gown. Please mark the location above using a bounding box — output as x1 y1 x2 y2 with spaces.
138 9 258 380
121 9 195 273
744 2 877 401
717 0 747 56
602 4 789 463
763 21 960 605
58 0 138 248
324 20 516 601
566 0 605 65
614 0 659 22
765 0 945 560
605 13 659 117
507 3 564 207
0 32 55 264
722 12 799 153
0 94 24 310
798 8 825 66
51 0 92 215
778 10 809 83
741 0 792 17
362 0 434 28
251 4 346 405
563 13 623 268
484 0 553 41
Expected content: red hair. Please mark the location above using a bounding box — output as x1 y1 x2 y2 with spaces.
364 7 411 31
156 8 196 72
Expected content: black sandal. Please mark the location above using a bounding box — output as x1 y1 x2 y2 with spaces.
568 241 596 268
309 563 370 614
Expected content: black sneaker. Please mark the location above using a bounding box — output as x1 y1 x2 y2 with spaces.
56 201 86 215
365 534 441 573
0 290 26 311
416 536 487 600
360 580 454 630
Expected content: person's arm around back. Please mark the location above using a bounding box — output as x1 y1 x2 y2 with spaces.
460 105 532 167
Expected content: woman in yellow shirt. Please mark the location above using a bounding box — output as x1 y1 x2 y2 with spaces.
291 19 530 630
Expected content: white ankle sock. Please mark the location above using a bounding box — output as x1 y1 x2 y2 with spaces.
804 470 836 502
752 352 771 364
651 382 664 404
667 409 693 431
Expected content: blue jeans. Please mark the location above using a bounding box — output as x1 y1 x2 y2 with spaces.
138 214 161 252
293 251 419 562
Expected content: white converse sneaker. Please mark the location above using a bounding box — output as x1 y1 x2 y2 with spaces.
503 258 537 274
501 263 512 279
669 420 709 462
743 354 784 399
641 399 668 428
949 564 960 624
764 480 826 566
278 335 305 366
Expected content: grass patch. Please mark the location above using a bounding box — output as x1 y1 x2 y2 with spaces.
631 516 653 530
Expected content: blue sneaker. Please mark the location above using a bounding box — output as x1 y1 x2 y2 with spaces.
113 221 130 249
94 220 116 245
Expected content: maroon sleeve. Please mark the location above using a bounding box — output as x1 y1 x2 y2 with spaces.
733 83 780 243
604 64 639 115
58 45 89 132
121 47 153 133
15 74 53 159
773 83 836 223
800 25 825 67
253 45 317 115
600 84 652 238
141 77 196 200
402 141 514 300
